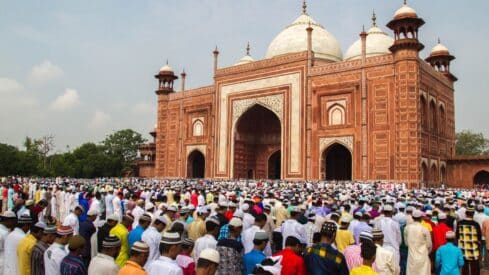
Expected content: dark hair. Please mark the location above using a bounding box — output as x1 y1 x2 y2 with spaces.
253 239 268 246
30 225 43 233
205 221 219 232
129 249 145 257
255 214 267 223
159 242 174 254
181 243 193 250
285 236 300 247
169 222 184 235
312 232 321 243
197 258 217 268
360 241 377 260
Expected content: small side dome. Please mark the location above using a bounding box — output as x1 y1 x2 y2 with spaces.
394 3 417 19
430 40 450 55
159 63 174 73
235 42 255 65
344 25 394 61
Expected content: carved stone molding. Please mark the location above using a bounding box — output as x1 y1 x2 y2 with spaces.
186 145 206 157
232 94 284 125
319 136 353 153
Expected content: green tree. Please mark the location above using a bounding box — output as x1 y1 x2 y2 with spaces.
102 129 146 171
0 143 19 176
455 130 489 155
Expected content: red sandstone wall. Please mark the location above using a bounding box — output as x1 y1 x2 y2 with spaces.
138 165 155 178
447 158 489 188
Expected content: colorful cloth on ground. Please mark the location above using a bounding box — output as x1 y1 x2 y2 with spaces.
304 243 349 275
60 252 87 275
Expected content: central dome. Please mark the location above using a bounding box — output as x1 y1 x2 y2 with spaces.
265 14 342 62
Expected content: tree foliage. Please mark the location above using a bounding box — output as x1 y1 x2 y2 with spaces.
455 130 489 156
0 129 146 178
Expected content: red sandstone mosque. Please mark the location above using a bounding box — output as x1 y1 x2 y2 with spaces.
136 1 489 188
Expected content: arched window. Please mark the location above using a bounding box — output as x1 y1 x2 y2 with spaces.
429 100 437 133
439 105 446 136
328 105 345 126
193 120 204 137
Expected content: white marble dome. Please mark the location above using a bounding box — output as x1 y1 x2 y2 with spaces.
266 14 343 62
394 4 417 18
344 26 394 61
431 42 449 55
159 64 174 73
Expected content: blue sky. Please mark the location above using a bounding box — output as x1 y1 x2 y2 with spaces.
1 0 488 152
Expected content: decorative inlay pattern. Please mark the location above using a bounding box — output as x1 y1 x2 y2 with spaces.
186 145 206 157
232 94 284 125
319 136 353 153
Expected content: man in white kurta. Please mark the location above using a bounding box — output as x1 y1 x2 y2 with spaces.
147 231 183 275
280 208 307 249
142 217 167 269
0 211 15 274
404 211 432 275
131 200 145 229
44 226 73 275
63 205 82 235
241 215 272 256
112 193 122 221
3 223 27 275
374 205 402 265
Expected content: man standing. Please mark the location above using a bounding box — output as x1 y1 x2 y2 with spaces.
147 232 183 275
128 213 151 248
44 226 74 275
243 230 269 275
436 231 464 275
17 221 45 275
31 225 57 275
273 235 307 275
304 221 349 275
110 215 133 267
60 235 87 275
433 213 451 253
280 207 307 248
194 217 220 260
63 205 84 235
97 214 118 252
195 249 220 275
374 204 401 266
0 211 16 274
456 207 482 275
242 214 271 256
79 209 97 267
4 215 32 275
142 216 167 269
88 235 121 275
372 228 399 275
119 241 150 275
404 210 432 275
216 217 244 274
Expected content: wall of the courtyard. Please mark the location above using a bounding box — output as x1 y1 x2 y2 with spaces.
447 157 489 188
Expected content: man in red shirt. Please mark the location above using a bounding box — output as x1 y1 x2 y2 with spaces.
273 235 307 275
433 212 451 252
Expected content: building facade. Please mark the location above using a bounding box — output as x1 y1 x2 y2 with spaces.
136 2 488 188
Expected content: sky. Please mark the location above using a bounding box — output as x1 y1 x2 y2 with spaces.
1 0 488 153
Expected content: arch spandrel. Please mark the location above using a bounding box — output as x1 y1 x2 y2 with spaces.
231 94 284 126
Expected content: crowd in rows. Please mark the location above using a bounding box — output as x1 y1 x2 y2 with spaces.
0 177 488 275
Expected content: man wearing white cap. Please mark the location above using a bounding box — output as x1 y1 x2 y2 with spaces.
373 204 401 266
216 217 244 274
142 215 168 269
63 204 83 235
241 203 255 231
147 232 183 275
194 217 220 261
404 210 432 275
242 214 272 256
196 248 220 275
119 241 150 275
280 206 307 249
188 208 207 241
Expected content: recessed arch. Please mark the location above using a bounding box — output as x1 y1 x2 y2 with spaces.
421 161 429 184
321 143 352 181
328 104 345 125
267 150 281 179
420 95 427 130
439 105 446 135
192 119 204 137
232 104 281 179
430 163 439 185
474 170 489 186
187 150 205 178
429 99 437 132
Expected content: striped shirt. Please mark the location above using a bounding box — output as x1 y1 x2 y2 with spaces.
31 240 49 275
60 252 87 275
343 244 362 271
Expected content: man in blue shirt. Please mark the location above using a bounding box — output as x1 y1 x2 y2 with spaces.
436 231 464 275
128 213 151 249
243 230 268 275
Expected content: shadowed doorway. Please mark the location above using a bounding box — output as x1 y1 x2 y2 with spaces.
268 150 281 179
322 143 352 180
187 150 205 178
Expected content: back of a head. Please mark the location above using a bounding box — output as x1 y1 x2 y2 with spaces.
360 239 377 261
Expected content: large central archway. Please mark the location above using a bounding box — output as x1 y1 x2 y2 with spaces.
233 104 281 179
322 143 352 181
187 150 205 178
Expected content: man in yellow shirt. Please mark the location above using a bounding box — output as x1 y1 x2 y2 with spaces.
335 216 355 253
188 209 208 241
110 215 133 267
350 241 378 275
119 241 149 275
17 222 45 275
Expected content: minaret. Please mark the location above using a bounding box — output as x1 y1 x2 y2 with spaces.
425 39 457 82
386 0 425 56
180 69 187 92
155 61 178 95
213 46 219 74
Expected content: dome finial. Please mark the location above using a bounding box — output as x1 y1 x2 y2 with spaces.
372 10 377 27
437 37 441 44
246 42 250 56
166 59 168 65
302 0 307 15
404 0 407 5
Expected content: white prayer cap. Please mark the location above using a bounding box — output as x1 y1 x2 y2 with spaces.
199 248 220 264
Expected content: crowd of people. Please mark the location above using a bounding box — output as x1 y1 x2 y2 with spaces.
0 176 488 275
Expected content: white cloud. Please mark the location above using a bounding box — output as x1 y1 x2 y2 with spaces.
132 102 155 115
88 110 111 129
51 88 80 111
0 77 23 94
28 60 64 84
